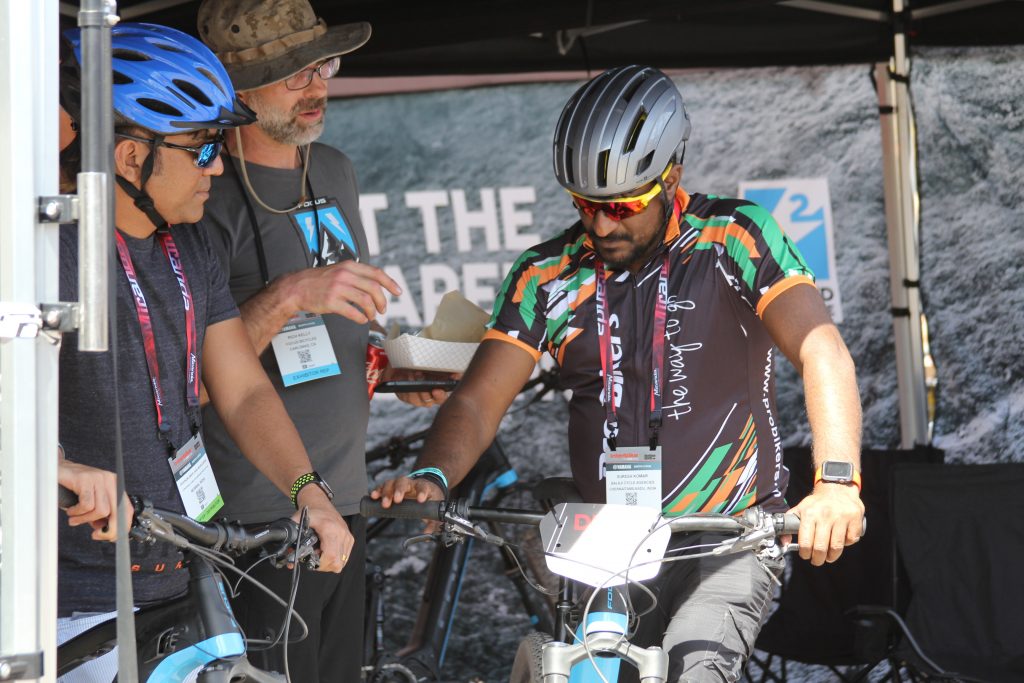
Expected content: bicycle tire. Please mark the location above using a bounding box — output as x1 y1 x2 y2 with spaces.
509 631 552 683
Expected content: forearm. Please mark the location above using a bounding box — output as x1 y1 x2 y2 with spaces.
800 327 862 469
214 381 314 497
415 392 499 488
237 275 300 355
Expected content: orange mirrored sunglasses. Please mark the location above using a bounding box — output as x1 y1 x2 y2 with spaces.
568 164 673 221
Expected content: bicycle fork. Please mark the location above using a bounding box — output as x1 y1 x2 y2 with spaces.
545 586 668 683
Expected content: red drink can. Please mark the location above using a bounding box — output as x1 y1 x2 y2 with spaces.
366 330 388 398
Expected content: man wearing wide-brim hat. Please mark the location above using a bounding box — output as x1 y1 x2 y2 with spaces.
196 1 449 680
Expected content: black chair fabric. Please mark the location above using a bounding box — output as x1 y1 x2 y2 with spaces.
892 462 1024 682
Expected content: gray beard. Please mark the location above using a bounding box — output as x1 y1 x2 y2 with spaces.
260 117 324 146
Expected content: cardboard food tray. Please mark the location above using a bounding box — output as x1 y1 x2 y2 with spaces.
383 334 479 373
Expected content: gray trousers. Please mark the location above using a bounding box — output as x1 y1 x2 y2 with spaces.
622 533 784 683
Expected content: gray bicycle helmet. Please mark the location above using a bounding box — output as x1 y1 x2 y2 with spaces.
553 65 691 198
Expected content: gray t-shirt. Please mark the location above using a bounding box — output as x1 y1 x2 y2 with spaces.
199 143 371 521
58 223 238 615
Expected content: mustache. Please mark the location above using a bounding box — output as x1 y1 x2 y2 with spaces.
293 97 327 114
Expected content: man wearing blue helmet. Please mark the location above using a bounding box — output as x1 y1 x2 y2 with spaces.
56 23 351 682
374 66 865 681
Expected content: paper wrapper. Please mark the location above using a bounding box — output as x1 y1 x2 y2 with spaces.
383 291 490 373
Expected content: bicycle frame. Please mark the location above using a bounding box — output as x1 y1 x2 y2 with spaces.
57 553 282 682
364 439 555 680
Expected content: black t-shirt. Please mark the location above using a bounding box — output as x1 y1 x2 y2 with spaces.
58 223 237 615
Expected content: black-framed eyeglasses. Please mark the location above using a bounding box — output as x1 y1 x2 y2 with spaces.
117 131 225 168
284 56 341 90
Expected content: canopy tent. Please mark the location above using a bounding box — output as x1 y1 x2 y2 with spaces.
64 0 1024 73
3 0 1023 680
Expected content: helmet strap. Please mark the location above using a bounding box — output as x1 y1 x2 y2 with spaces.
115 136 169 231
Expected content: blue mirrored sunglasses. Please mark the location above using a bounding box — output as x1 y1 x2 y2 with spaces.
117 131 225 168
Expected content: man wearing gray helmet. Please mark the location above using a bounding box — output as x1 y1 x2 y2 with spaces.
373 65 864 680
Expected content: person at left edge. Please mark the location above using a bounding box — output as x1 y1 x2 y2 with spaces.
55 22 352 682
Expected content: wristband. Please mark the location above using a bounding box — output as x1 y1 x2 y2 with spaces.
408 467 449 498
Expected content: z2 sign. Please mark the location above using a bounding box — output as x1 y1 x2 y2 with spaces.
739 178 843 323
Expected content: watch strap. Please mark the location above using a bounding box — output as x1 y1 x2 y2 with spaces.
290 471 332 508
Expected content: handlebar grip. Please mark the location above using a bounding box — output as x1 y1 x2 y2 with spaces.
777 513 801 535
59 485 79 509
360 496 445 521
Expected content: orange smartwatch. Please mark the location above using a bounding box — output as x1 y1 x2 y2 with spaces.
814 461 862 492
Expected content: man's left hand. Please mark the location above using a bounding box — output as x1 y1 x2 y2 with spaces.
293 487 353 573
788 483 865 566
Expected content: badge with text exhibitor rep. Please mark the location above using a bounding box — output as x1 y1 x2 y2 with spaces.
271 311 341 387
604 446 663 510
168 431 223 522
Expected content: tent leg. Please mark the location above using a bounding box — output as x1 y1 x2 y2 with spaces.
874 0 931 448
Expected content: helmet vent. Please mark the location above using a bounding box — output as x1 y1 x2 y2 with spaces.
154 42 188 55
112 71 133 85
565 146 575 185
636 150 655 176
622 74 646 103
174 79 213 107
112 49 149 62
196 67 228 97
596 149 610 188
137 97 183 118
623 109 647 154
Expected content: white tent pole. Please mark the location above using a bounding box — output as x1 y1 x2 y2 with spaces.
875 0 931 448
0 0 60 680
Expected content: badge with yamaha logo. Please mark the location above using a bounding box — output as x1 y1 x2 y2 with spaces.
289 197 361 266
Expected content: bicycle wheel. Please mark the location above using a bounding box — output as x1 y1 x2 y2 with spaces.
509 631 553 683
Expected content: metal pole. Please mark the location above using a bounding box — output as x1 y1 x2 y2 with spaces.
77 0 114 353
0 0 60 680
874 0 930 448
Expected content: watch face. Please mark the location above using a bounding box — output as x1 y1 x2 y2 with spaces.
822 461 855 481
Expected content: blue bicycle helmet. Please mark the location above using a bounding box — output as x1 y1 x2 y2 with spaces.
62 22 254 134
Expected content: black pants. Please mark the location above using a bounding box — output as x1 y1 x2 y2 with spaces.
232 514 366 683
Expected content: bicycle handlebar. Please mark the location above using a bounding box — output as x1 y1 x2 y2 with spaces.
360 496 799 535
360 497 545 526
59 485 319 567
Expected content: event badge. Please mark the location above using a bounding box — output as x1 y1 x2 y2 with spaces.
604 446 663 509
271 311 341 387
168 432 223 522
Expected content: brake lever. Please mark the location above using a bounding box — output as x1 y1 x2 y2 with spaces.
403 533 439 550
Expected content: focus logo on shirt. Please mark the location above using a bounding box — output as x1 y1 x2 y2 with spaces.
738 178 843 323
290 197 360 265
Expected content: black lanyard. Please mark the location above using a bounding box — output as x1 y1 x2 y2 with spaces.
227 152 321 286
595 253 670 451
115 229 200 451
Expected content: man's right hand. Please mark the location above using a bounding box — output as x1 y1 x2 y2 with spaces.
370 475 445 508
58 460 125 542
281 260 401 324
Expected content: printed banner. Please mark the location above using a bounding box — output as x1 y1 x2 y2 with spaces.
739 178 843 323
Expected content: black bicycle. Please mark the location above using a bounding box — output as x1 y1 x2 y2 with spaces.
56 487 319 682
362 371 562 682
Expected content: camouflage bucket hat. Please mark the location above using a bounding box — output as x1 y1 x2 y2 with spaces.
197 0 370 91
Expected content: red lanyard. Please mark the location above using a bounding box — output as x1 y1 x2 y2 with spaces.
115 230 200 449
595 253 670 450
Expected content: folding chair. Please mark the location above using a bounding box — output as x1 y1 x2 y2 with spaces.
746 445 942 682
